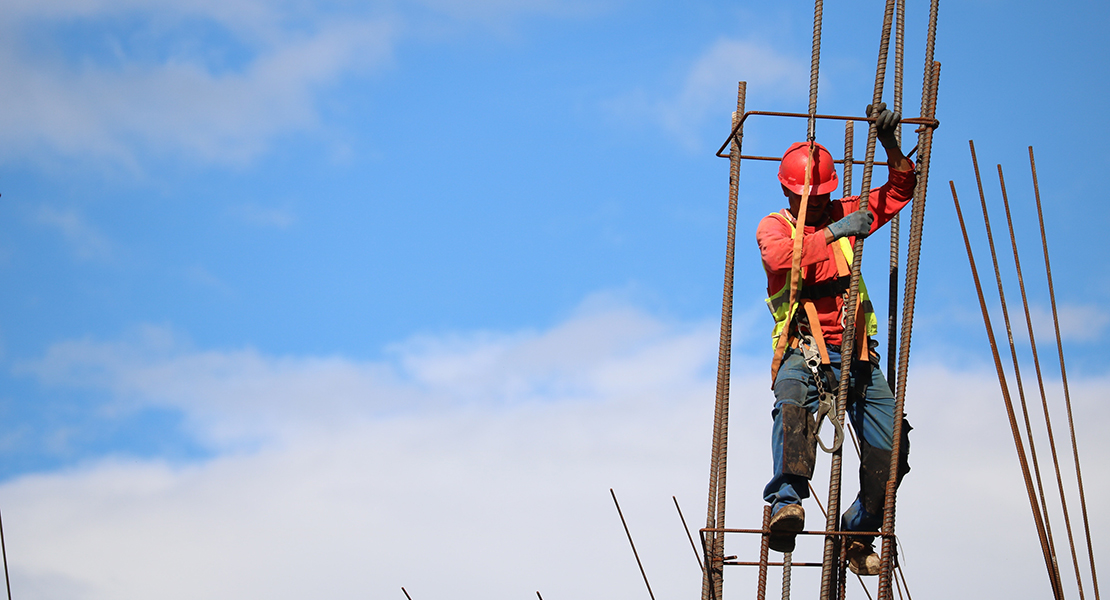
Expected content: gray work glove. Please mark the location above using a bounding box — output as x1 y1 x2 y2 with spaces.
827 209 875 240
866 102 902 149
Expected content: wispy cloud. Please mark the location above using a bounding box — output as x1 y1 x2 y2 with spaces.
34 205 115 261
610 37 807 149
0 6 398 167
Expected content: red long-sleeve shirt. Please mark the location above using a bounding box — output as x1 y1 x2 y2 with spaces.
756 165 917 345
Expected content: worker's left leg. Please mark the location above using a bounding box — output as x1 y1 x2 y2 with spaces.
841 360 911 575
842 361 911 532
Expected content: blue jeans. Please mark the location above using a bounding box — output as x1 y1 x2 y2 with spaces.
764 346 903 533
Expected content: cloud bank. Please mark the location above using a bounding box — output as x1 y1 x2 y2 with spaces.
6 302 1108 600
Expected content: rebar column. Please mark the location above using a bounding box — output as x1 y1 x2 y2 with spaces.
820 1 899 598
886 0 906 385
702 81 745 600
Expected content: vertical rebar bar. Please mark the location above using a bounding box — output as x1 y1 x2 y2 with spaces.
879 58 940 600
821 2 899 598
844 121 855 197
1031 146 1101 600
702 81 745 600
782 552 794 600
758 505 771 600
950 177 1062 600
807 0 824 141
887 0 906 386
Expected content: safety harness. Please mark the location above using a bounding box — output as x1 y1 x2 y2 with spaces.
765 211 879 452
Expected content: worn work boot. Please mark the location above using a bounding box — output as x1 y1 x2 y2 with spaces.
845 539 881 576
768 504 804 553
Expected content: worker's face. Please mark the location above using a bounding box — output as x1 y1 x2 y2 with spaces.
785 185 831 226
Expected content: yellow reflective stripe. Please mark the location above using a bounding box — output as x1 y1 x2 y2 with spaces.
764 211 878 345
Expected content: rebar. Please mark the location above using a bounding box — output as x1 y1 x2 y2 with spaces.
879 57 940 600
758 505 771 600
611 489 657 600
401 587 413 600
998 162 1081 595
843 121 855 197
675 496 705 573
887 0 905 387
0 508 9 600
823 2 900 597
949 178 1062 600
702 82 745 600
807 0 824 141
782 552 794 600
1031 146 1101 600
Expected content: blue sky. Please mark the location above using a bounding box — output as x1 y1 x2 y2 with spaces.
0 0 1107 598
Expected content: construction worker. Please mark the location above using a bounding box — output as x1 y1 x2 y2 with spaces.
756 104 913 575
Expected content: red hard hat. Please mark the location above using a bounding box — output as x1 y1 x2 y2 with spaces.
778 142 839 195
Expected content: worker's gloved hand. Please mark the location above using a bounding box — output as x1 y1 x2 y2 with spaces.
827 209 875 240
866 102 902 149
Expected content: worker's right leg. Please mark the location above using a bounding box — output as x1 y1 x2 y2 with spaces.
764 349 819 551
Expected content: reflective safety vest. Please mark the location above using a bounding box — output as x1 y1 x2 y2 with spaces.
765 212 878 352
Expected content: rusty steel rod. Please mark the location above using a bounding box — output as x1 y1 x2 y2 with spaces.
716 112 938 158
999 162 1084 596
0 508 10 600
611 489 657 600
976 153 1064 591
879 57 940 600
730 561 825 568
949 178 1062 600
758 505 771 600
782 551 794 600
702 82 745 600
675 496 705 573
887 0 906 392
705 527 884 537
823 1 900 597
971 144 1064 599
843 121 855 196
1031 146 1101 600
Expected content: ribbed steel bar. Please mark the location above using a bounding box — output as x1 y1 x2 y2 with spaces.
949 178 1062 600
807 0 824 141
702 82 745 600
887 0 905 387
971 145 1063 599
843 121 855 196
716 112 938 158
1031 146 1101 600
999 163 1082 596
611 489 657 600
976 154 1064 593
878 56 939 600
675 496 705 573
0 508 10 600
820 1 899 596
758 506 771 600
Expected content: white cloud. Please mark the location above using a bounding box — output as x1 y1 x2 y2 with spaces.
0 0 606 168
34 205 115 261
1029 304 1110 343
6 303 1109 600
0 7 398 166
611 38 807 149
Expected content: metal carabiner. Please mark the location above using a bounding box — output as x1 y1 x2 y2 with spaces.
814 395 845 453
